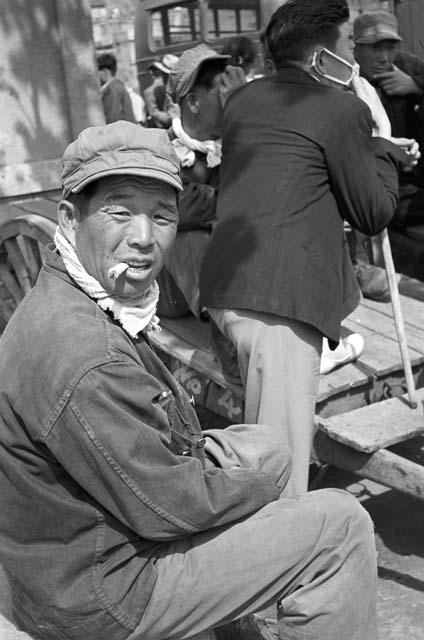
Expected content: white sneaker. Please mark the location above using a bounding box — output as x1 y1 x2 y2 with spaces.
320 334 364 375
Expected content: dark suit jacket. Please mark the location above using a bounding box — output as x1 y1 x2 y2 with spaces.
200 66 406 343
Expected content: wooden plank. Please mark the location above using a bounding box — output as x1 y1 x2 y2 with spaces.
14 198 58 223
317 362 371 403
0 203 30 227
149 327 227 388
342 317 423 376
162 317 372 403
0 264 23 306
317 387 424 453
345 299 424 357
17 236 42 285
313 431 424 500
3 239 31 295
205 383 244 423
44 191 62 203
167 356 209 407
362 294 424 332
161 316 211 352
154 314 407 414
0 160 62 199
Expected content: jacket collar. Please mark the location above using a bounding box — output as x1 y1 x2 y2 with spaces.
273 64 320 86
43 244 75 285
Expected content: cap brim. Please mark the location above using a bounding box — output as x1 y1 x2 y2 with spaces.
64 166 182 197
188 54 231 91
355 31 402 44
149 62 171 73
171 53 230 101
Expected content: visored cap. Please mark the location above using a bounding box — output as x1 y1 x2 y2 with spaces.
353 11 402 45
61 121 182 197
167 43 230 103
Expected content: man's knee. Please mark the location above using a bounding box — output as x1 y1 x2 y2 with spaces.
309 488 375 551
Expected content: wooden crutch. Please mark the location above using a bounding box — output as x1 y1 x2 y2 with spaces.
380 228 418 408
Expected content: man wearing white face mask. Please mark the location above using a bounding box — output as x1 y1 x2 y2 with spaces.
200 0 417 497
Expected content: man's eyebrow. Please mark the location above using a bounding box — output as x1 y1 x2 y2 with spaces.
158 200 177 210
101 193 132 204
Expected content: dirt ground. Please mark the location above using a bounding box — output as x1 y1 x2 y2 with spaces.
321 465 424 639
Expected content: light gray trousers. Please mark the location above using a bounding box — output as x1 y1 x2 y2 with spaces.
126 424 378 640
209 308 323 496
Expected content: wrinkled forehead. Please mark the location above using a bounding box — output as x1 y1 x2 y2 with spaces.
91 175 178 201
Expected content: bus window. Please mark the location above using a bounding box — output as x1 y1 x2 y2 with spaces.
149 1 201 48
240 8 259 32
206 0 260 39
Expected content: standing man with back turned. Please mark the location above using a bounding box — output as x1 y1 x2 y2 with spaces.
200 0 412 495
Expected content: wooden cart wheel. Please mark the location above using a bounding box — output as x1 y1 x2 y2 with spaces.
0 214 56 330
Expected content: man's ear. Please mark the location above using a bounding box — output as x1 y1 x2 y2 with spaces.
185 91 200 114
57 199 80 246
310 47 326 75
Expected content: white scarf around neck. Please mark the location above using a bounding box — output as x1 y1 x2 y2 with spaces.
54 228 160 338
172 117 222 168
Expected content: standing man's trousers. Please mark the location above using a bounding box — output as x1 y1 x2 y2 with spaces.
208 308 323 496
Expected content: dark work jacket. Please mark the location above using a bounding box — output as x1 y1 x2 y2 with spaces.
200 67 406 343
0 250 279 640
102 77 136 124
375 50 424 186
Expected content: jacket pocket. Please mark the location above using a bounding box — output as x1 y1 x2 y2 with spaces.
155 388 205 461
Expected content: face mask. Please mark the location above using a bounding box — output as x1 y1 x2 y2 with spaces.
310 48 355 87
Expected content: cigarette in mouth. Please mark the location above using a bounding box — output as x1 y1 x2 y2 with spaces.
108 262 129 280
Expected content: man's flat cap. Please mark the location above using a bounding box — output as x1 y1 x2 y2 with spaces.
353 11 402 45
62 121 182 197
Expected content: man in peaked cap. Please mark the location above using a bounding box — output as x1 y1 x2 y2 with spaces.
144 53 179 128
354 10 424 226
158 44 244 318
0 121 378 640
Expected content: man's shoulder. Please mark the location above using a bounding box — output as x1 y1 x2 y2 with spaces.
105 77 126 94
9 264 133 370
394 50 424 76
395 50 423 66
228 73 364 111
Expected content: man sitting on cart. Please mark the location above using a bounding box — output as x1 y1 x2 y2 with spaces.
0 121 378 640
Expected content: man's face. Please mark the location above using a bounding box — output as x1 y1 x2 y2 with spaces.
193 74 225 140
74 175 178 298
98 68 109 86
354 40 399 82
332 20 355 65
310 21 355 89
